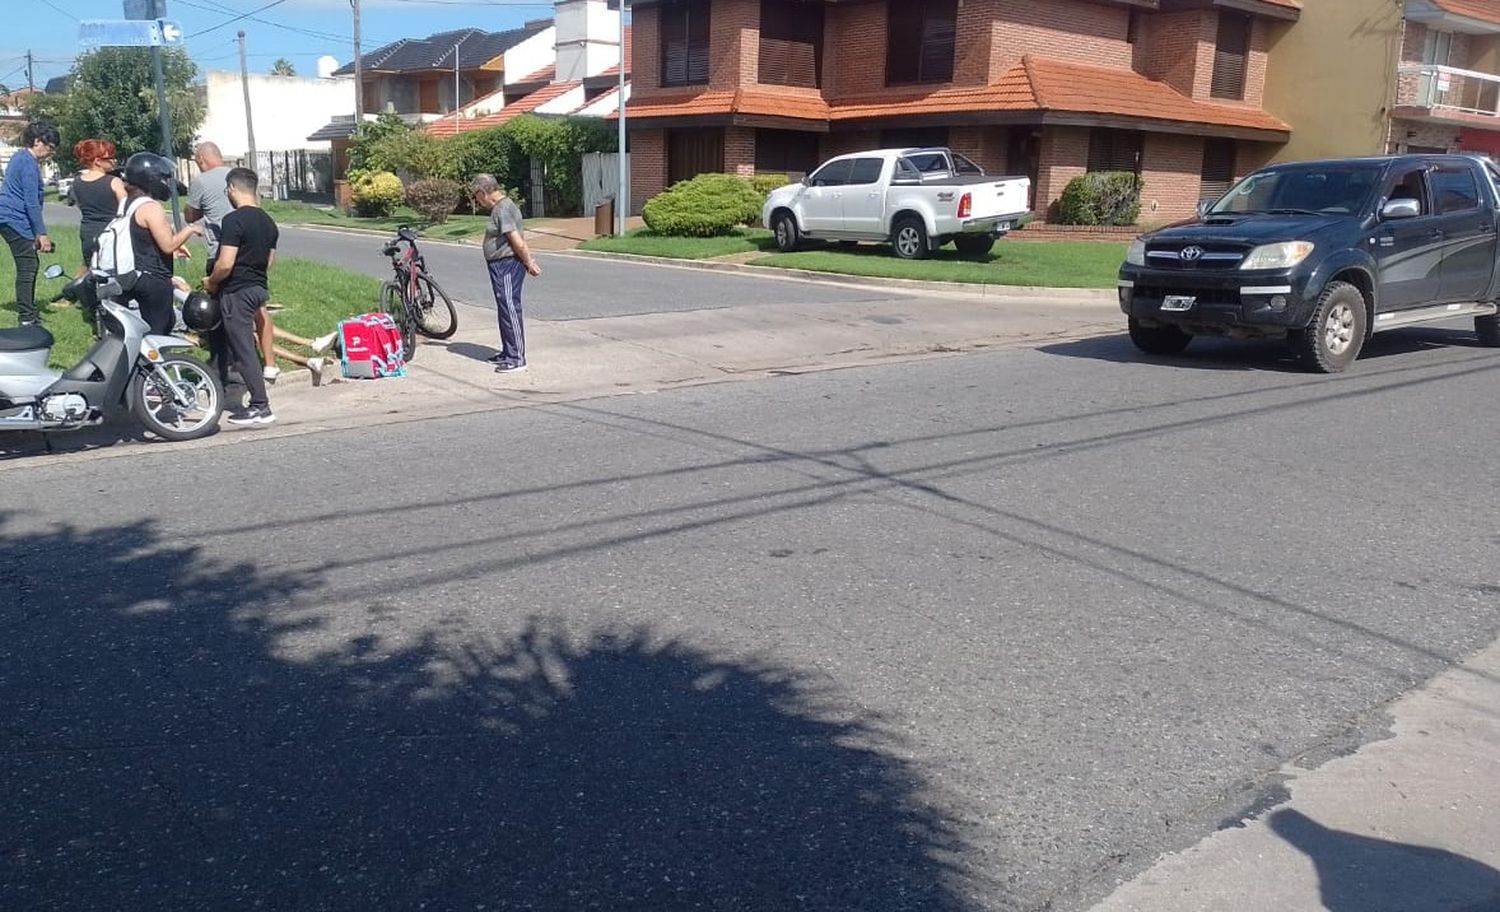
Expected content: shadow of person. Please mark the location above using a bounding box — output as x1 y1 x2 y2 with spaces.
1268 809 1500 912
0 514 975 911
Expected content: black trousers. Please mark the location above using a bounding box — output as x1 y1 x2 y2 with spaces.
211 286 271 410
1 224 39 324
128 273 176 335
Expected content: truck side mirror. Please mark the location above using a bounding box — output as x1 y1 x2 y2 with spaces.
1381 198 1422 220
1196 199 1213 219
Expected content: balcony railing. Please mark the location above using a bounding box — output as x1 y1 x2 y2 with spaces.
1396 63 1500 118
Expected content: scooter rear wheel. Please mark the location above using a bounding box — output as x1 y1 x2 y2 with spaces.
132 355 224 441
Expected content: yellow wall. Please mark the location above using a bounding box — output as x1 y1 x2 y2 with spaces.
1262 0 1404 163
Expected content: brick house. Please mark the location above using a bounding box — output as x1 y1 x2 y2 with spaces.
1389 1 1500 158
621 0 1301 224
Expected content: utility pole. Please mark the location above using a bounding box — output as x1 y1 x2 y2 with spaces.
238 30 257 169
453 32 468 134
25 50 34 92
616 1 627 236
351 0 363 124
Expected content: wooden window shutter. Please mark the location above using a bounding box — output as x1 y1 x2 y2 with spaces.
1212 13 1250 100
1087 129 1142 174
1200 138 1236 201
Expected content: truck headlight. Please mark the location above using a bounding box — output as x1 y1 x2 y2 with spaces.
1241 241 1314 270
1125 238 1147 266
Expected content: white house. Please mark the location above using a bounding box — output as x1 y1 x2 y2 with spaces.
196 56 353 158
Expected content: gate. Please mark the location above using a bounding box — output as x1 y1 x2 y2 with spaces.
582 152 630 214
252 150 335 204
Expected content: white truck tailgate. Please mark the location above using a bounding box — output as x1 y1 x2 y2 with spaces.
969 179 1031 219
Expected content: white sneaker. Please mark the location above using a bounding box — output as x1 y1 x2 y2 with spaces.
310 331 338 354
263 365 281 383
306 357 325 386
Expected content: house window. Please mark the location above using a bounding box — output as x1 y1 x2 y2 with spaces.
1200 138 1235 202
1087 129 1142 174
1211 12 1251 100
754 129 821 177
881 127 950 150
661 0 711 88
760 0 824 88
886 0 956 85
668 128 723 184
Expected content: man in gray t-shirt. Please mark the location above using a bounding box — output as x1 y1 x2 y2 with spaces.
471 173 541 373
186 142 234 260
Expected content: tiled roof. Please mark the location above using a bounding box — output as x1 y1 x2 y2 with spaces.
333 24 548 76
512 64 556 86
1428 0 1500 25
427 81 582 135
623 57 1287 136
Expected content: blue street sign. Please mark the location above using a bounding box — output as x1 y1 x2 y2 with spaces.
78 19 185 48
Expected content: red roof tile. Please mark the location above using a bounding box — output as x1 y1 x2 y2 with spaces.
1428 0 1500 25
1020 56 1289 133
427 81 582 135
514 63 555 85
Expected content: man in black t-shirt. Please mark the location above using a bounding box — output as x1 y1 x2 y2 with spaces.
205 167 280 426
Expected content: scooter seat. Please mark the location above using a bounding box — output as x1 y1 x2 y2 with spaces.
0 324 54 352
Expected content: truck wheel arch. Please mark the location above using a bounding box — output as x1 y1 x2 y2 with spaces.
1328 268 1377 339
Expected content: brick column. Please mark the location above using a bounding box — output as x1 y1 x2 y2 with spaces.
725 126 756 176
1035 126 1089 221
631 128 667 214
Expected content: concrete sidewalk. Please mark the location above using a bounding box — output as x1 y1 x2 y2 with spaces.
1090 636 1500 911
2 290 1122 467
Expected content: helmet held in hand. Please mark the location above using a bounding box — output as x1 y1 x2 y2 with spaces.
179 291 221 332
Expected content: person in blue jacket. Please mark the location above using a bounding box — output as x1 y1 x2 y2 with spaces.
0 122 61 326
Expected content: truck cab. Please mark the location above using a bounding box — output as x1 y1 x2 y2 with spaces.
1117 154 1500 372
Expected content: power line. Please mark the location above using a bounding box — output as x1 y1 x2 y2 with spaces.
31 0 79 22
188 0 295 39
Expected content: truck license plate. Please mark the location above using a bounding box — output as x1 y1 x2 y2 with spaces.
1161 295 1196 312
996 221 1012 232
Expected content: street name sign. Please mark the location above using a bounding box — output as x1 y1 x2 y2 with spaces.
78 19 185 48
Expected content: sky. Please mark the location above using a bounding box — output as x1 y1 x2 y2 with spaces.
4 0 563 90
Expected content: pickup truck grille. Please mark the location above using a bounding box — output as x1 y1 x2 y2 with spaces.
1144 244 1246 270
1132 285 1240 306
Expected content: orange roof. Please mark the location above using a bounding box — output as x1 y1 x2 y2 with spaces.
427 81 582 135
621 86 828 121
514 63 555 85
1428 0 1500 25
1021 56 1289 133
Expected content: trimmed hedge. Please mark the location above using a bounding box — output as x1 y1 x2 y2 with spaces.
350 170 404 218
1056 171 1142 226
406 178 463 224
642 173 764 237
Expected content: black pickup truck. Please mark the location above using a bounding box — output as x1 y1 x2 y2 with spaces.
1117 154 1500 372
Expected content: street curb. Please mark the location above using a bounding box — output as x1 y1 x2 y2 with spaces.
558 248 1119 300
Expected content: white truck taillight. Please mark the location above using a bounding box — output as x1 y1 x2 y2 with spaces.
957 193 972 219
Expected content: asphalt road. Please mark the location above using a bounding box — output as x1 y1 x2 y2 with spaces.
41 202 917 321
5 328 1500 910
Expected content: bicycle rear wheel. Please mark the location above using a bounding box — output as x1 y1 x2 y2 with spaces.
413 273 458 340
380 281 418 363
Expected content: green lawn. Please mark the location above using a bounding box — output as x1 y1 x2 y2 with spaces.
2 225 383 369
578 228 776 259
261 199 500 242
749 239 1128 289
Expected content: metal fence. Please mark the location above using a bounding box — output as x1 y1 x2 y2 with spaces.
582 152 630 215
249 150 335 204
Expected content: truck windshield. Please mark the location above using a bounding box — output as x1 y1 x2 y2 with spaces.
1209 164 1383 216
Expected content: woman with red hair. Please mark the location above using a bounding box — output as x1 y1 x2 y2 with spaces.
70 138 127 277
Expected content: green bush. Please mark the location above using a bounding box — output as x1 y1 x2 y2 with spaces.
351 170 404 218
502 115 618 215
450 127 524 193
365 129 459 181
642 173 763 237
348 112 411 174
750 173 791 198
1056 171 1142 226
405 178 463 224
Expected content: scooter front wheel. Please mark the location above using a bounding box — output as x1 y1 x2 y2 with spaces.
131 355 225 441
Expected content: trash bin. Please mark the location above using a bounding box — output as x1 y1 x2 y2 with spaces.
594 197 615 237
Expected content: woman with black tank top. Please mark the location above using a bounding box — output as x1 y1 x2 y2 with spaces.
70 139 126 277
119 152 200 334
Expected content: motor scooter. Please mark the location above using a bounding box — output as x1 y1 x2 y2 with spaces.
0 266 224 442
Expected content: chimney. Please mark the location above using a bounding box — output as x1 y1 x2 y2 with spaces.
554 0 620 82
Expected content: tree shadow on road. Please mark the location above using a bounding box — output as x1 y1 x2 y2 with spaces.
1269 809 1500 912
0 513 974 911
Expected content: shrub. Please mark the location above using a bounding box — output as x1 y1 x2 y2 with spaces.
348 112 411 174
450 127 524 196
366 129 459 181
642 173 763 237
750 173 791 199
351 170 404 218
406 178 463 224
502 115 617 215
1056 171 1142 226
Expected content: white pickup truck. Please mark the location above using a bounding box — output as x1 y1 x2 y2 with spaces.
762 147 1032 259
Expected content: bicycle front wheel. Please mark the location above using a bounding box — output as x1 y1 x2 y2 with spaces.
413 273 458 340
380 281 418 363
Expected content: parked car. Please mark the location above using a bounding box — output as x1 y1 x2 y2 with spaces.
55 172 77 204
762 148 1032 260
1117 153 1500 372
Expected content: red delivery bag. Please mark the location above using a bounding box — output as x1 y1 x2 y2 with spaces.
339 312 407 379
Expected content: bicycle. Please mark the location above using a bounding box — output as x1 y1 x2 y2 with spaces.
379 227 459 361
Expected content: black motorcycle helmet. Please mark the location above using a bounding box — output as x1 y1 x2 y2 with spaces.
179 291 221 332
123 152 178 202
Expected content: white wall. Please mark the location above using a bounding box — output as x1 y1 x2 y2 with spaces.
555 0 622 82
503 26 557 85
198 70 355 157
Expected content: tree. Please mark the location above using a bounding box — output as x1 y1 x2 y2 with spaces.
24 47 204 171
271 58 296 77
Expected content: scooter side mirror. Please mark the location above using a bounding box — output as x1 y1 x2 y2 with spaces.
43 264 65 279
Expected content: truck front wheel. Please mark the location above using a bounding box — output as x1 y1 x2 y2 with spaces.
891 217 930 260
1295 281 1367 373
1128 317 1192 355
772 212 802 252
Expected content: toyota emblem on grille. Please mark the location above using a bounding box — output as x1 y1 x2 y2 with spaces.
1179 246 1205 262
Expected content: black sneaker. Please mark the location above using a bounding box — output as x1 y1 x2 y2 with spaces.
486 353 505 364
226 407 276 427
494 361 528 374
